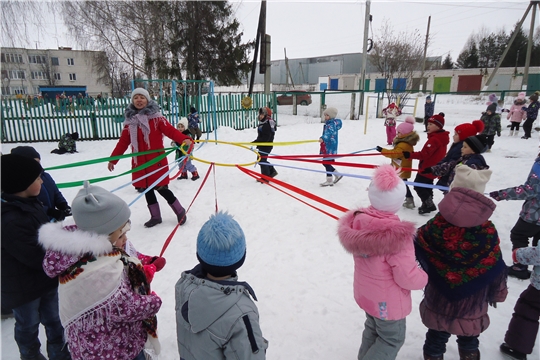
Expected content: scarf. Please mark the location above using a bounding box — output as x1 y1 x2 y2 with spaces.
123 101 161 164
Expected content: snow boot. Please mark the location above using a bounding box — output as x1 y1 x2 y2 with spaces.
458 348 480 360
177 172 188 180
320 176 334 187
256 177 269 184
333 174 344 184
191 171 200 181
509 130 514 136
169 199 187 225
269 169 278 178
403 197 415 209
499 343 527 360
144 203 162 228
418 197 436 214
508 263 531 280
423 352 444 360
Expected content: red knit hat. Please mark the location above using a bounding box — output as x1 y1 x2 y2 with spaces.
454 120 485 141
428 114 445 129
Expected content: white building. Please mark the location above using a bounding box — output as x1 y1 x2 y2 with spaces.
1 47 110 97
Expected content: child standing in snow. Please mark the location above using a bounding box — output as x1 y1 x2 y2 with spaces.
489 153 540 280
376 115 420 209
499 243 540 360
424 95 435 132
522 92 540 140
415 165 508 360
480 103 502 151
174 117 200 181
337 164 428 360
39 181 162 360
253 107 278 183
188 106 202 140
507 92 527 136
382 102 402 145
319 106 343 186
175 211 268 359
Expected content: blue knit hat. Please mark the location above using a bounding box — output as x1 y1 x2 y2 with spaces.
196 211 246 277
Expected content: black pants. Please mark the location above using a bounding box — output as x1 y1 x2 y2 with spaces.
323 159 336 175
523 118 535 137
403 178 412 198
510 217 540 250
423 329 479 357
144 185 176 205
486 134 495 149
413 174 434 202
257 146 275 176
510 122 521 131
504 285 540 354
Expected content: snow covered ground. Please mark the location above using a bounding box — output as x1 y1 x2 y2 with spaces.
2 94 540 359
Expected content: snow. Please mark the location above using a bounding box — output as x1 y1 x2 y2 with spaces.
2 94 540 360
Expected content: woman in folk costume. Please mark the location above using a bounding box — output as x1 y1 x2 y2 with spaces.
415 165 508 360
39 181 162 360
108 88 192 228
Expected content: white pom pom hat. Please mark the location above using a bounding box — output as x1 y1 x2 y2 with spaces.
368 164 406 213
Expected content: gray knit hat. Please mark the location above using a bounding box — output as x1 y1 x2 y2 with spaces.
131 88 151 103
72 181 131 235
323 107 338 119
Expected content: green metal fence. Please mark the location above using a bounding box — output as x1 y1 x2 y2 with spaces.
1 92 273 143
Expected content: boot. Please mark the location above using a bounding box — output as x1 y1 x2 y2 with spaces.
499 343 527 360
333 174 343 184
269 168 278 178
320 176 334 187
508 263 531 279
169 199 187 225
458 348 480 360
418 197 436 214
510 130 514 136
403 197 415 209
144 203 162 228
191 171 200 181
423 352 444 360
177 172 188 180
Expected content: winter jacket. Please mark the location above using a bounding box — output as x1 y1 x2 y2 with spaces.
337 206 428 321
430 153 489 187
481 112 502 136
109 101 190 189
410 130 450 179
253 117 276 157
436 141 463 187
38 171 69 221
515 245 540 290
58 133 77 153
320 118 342 155
175 264 268 360
525 100 539 121
188 111 200 129
416 188 508 337
382 105 402 126
507 103 527 123
39 222 162 360
380 131 420 179
491 156 540 226
425 102 435 118
1 193 57 310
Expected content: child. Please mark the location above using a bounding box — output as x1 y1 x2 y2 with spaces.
319 106 343 186
423 134 489 189
175 211 268 359
499 244 540 360
376 115 420 208
382 102 402 145
1 154 71 360
489 153 540 279
507 92 527 136
11 146 72 222
253 106 278 183
39 181 162 360
434 120 485 189
337 164 428 360
188 106 202 140
522 92 539 140
51 131 79 154
480 103 501 151
415 165 508 360
424 95 435 132
402 113 450 215
174 117 200 181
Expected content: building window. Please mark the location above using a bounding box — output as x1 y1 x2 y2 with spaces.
54 73 61 80
28 55 47 64
31 71 49 80
1 53 24 63
1 86 28 95
6 70 26 79
69 73 77 81
67 58 74 66
51 57 59 66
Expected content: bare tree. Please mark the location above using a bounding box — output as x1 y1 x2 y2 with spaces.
0 1 52 47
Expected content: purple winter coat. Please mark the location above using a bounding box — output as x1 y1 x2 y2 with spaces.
338 206 428 320
39 222 162 360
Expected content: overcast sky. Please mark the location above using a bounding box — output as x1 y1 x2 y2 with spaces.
29 1 535 62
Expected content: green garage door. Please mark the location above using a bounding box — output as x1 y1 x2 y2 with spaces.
528 74 540 93
433 77 451 93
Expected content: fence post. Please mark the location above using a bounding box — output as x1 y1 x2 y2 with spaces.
90 111 99 140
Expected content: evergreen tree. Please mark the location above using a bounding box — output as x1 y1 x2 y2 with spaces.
456 41 479 69
442 54 454 69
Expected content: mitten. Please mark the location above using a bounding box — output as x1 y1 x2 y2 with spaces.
402 151 411 159
64 206 72 217
489 191 501 201
497 132 501 137
150 256 166 272
375 146 383 152
522 106 528 111
422 167 433 174
143 264 157 283
57 203 72 217
47 208 66 222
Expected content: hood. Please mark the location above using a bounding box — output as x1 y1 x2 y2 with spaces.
326 118 343 130
427 129 450 146
438 187 496 227
394 131 420 146
337 207 417 257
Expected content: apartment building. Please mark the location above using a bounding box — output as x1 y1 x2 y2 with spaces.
1 47 110 97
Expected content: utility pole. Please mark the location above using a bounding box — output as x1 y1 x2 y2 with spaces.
522 1 537 90
264 34 271 97
419 16 431 93
358 0 371 117
284 48 295 89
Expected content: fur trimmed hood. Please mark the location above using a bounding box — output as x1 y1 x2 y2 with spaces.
393 130 420 147
337 206 417 257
